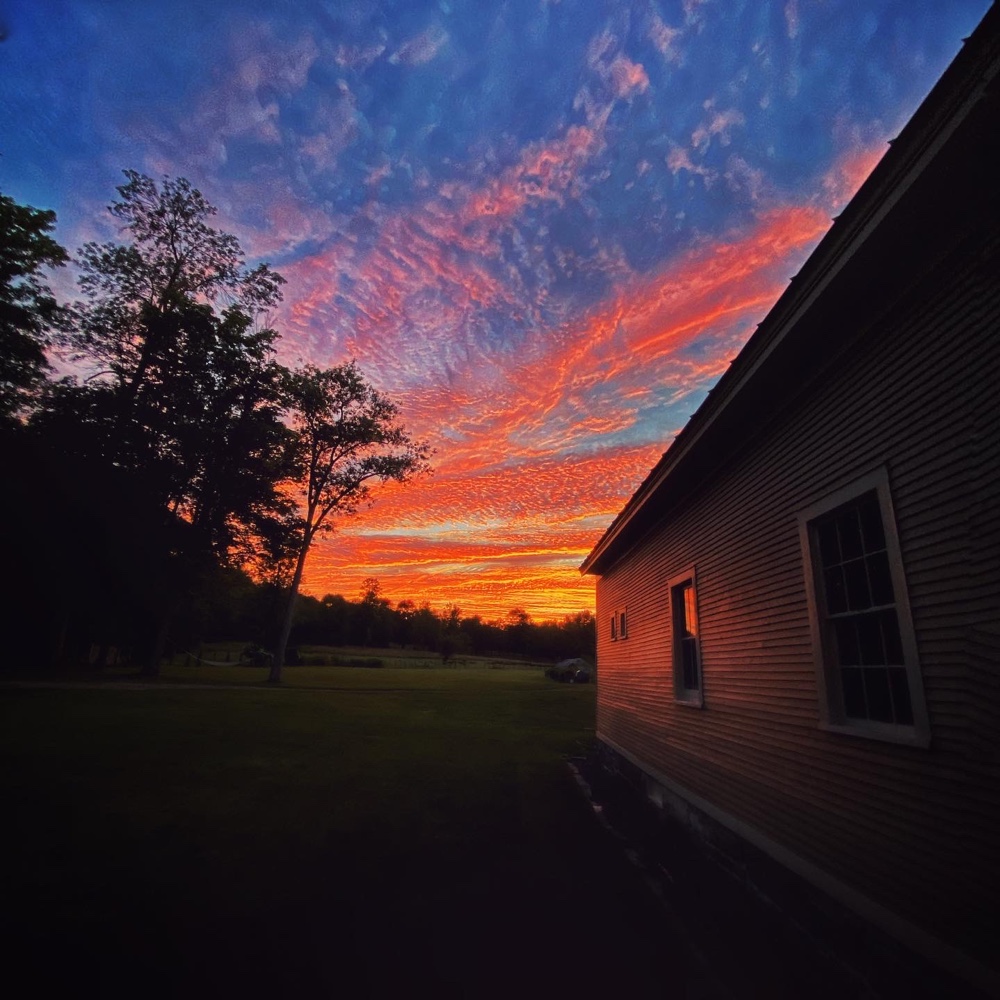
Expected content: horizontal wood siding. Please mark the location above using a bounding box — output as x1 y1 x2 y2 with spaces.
596 228 1000 966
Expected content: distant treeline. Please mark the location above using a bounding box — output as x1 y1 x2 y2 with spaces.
1 176 592 675
201 575 595 665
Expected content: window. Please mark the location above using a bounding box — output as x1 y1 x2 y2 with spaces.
799 469 928 745
670 571 702 706
609 608 628 641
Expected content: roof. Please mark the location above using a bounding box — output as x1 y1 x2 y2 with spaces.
581 4 1000 578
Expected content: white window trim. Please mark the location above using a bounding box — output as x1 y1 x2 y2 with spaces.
669 568 703 708
798 466 929 747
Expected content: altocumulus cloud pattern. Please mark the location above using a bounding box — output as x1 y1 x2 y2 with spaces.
0 0 990 619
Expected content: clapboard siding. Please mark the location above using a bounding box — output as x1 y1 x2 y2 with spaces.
592 114 999 973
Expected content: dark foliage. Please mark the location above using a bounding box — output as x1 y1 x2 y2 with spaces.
0 191 68 420
0 177 593 674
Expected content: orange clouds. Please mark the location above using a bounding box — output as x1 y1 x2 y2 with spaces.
291 184 842 620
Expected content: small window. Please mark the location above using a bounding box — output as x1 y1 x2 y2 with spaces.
609 609 628 641
670 571 702 706
799 469 928 745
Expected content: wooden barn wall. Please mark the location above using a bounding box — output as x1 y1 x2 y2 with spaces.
594 228 999 967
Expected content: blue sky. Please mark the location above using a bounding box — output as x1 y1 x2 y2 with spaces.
1 0 990 617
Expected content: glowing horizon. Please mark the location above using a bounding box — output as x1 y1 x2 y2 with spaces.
1 0 988 621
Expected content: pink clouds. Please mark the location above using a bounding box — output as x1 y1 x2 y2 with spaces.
390 25 448 66
648 13 683 63
288 176 849 619
691 104 746 151
587 31 650 100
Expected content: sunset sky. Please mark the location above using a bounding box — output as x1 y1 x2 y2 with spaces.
1 0 990 621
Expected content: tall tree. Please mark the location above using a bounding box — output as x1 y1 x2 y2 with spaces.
58 171 292 672
0 192 68 421
269 363 430 682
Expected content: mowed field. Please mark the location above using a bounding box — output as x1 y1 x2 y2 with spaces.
0 667 704 998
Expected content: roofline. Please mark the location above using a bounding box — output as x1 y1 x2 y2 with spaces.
581 5 999 576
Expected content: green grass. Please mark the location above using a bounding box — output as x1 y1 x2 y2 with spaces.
0 670 698 997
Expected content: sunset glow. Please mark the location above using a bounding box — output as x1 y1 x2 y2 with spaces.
1 0 988 620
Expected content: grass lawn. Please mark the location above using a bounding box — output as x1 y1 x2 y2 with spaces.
0 669 702 997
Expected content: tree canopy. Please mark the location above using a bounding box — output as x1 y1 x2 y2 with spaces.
0 174 442 676
269 362 432 681
0 191 68 420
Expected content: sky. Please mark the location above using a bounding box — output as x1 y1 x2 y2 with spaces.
1 0 991 622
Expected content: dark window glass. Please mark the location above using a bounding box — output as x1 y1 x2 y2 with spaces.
817 520 840 565
867 550 894 606
842 667 867 718
834 619 860 666
814 489 916 730
681 639 699 690
824 566 848 614
859 492 886 551
844 559 871 610
864 667 893 722
856 613 885 665
673 581 700 694
882 609 904 664
888 668 914 725
838 510 864 560
620 611 627 638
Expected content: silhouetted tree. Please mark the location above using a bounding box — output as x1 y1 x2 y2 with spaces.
269 363 431 681
0 191 68 421
394 599 417 647
504 608 532 658
53 171 292 672
410 602 441 651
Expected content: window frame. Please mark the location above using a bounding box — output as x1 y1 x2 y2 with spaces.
609 607 628 642
669 568 703 707
798 467 929 747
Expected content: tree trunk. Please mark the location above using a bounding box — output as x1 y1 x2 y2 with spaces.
140 607 172 678
270 542 310 684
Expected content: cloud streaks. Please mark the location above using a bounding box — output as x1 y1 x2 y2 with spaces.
0 0 989 619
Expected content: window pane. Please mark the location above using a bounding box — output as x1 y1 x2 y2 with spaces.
867 550 894 606
844 559 872 610
824 566 848 614
817 520 840 566
842 667 867 719
834 619 861 666
681 638 699 691
858 492 886 552
838 509 864 560
864 668 893 722
857 613 886 665
811 486 920 733
881 609 904 664
620 611 627 638
888 668 914 725
683 585 697 637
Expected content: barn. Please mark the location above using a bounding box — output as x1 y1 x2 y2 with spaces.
581 7 999 993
